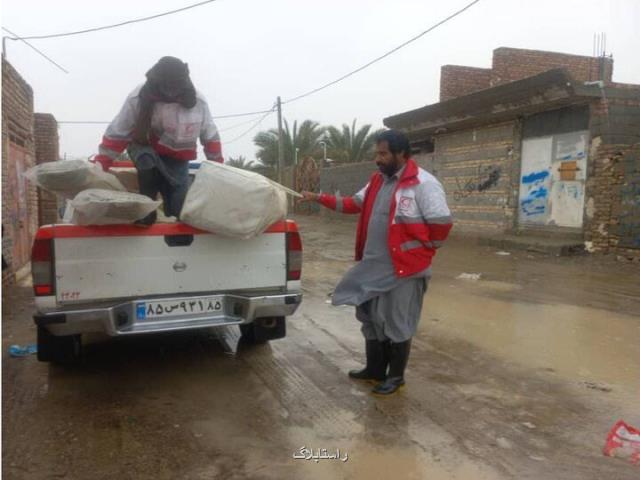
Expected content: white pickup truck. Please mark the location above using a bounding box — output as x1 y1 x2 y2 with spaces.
31 219 303 363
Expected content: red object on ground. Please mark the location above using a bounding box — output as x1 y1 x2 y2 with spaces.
603 420 640 465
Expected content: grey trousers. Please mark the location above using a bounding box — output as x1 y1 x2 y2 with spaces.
128 144 190 218
355 278 428 343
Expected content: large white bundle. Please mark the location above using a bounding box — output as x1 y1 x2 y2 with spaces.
180 161 287 239
110 167 140 193
23 160 126 199
69 189 161 225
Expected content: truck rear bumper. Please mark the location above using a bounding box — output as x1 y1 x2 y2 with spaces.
34 292 302 337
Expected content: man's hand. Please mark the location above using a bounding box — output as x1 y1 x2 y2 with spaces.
299 191 320 203
92 155 113 172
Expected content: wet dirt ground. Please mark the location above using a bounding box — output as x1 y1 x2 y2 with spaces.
2 215 639 479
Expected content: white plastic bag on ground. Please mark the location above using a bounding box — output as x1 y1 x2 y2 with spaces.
69 189 161 225
603 420 640 465
180 161 287 239
23 160 126 199
457 272 482 281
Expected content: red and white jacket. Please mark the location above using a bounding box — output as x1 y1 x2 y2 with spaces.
318 159 452 277
95 84 223 169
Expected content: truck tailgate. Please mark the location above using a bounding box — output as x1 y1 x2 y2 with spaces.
51 224 288 303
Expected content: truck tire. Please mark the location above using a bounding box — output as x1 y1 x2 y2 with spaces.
37 326 82 364
240 317 286 344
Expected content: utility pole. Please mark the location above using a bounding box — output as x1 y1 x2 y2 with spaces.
319 140 327 167
276 96 284 184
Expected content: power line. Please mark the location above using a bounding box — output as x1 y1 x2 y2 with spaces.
58 121 109 125
1 27 68 73
219 115 272 133
58 108 275 125
283 0 482 104
212 109 274 119
34 0 482 138
3 0 221 41
58 105 277 142
225 107 276 144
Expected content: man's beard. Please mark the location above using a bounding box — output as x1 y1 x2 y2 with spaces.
377 159 399 177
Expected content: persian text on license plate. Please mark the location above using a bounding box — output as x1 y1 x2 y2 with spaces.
136 297 223 320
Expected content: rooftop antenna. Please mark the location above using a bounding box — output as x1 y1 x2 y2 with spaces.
591 33 596 80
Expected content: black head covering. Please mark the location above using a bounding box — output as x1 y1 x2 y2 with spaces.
133 56 197 145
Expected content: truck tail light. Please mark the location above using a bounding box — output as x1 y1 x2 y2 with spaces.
32 238 55 296
286 231 302 281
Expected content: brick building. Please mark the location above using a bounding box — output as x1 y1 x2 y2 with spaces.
2 57 60 285
383 47 640 259
33 113 61 226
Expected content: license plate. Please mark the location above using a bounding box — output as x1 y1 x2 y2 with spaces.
136 297 223 320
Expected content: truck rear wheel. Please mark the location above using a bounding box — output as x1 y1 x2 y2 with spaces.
37 326 82 364
240 317 286 344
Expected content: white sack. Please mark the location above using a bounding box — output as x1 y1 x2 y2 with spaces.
61 199 75 223
180 161 287 239
23 160 126 199
110 167 140 193
70 189 161 225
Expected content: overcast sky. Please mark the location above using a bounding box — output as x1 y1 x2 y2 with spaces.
2 0 639 162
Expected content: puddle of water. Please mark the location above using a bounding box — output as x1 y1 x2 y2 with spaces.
330 444 500 480
422 284 640 395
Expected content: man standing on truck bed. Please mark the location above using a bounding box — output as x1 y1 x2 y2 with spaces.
93 56 224 225
301 130 452 396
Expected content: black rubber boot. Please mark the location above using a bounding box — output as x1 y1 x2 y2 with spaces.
372 339 411 396
348 340 387 382
134 210 157 226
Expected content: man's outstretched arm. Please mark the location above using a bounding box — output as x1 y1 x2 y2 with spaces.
300 183 368 214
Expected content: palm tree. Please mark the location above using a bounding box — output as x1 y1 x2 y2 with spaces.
226 155 257 171
325 119 384 164
253 119 325 168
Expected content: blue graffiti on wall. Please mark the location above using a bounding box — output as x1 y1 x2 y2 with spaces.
559 150 585 161
520 170 550 217
522 170 550 184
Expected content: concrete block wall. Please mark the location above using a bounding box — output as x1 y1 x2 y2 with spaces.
318 162 375 220
317 159 434 218
319 162 376 198
34 113 60 226
433 121 519 232
2 58 38 286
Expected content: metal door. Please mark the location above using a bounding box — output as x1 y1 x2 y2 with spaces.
519 131 588 228
519 137 553 225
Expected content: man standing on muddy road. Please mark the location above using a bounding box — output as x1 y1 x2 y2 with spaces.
301 129 452 396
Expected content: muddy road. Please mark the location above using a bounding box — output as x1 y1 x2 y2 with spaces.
3 215 639 479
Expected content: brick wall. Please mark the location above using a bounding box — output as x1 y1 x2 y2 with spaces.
586 85 640 260
440 65 492 102
34 113 60 226
440 47 614 101
491 47 612 87
2 57 38 285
